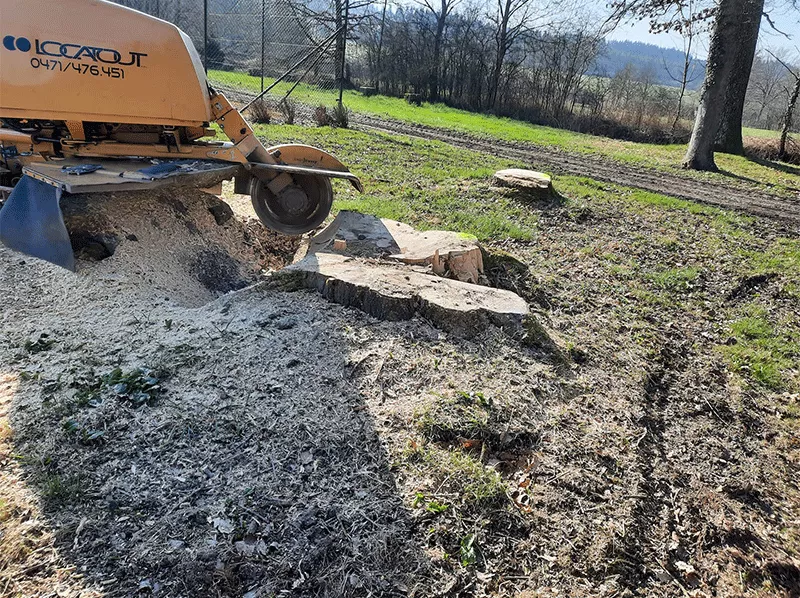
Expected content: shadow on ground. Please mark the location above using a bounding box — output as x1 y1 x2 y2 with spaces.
1 268 430 597
0 189 432 597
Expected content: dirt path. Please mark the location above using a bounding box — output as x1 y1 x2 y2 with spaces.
351 114 800 226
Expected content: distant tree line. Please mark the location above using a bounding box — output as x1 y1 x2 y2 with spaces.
111 0 800 156
346 1 706 141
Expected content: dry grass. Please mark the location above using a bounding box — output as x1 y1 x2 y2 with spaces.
744 135 800 165
0 373 99 598
246 99 274 125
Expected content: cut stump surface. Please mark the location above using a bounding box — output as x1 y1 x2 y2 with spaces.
492 169 554 200
280 253 528 335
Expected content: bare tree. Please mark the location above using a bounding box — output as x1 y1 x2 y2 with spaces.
487 0 535 110
747 50 790 128
684 0 765 170
286 0 374 86
661 0 702 135
414 0 462 101
766 49 800 160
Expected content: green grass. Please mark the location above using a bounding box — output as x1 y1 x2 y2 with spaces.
743 126 781 139
725 241 800 390
742 238 800 276
649 267 701 293
211 69 800 196
403 442 506 509
248 124 799 391
721 317 799 391
249 124 764 244
417 392 493 442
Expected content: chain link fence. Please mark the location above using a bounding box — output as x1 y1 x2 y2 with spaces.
112 0 346 123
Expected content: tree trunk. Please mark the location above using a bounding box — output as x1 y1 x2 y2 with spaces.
714 0 764 154
779 75 800 161
430 14 446 102
683 0 761 170
334 0 345 84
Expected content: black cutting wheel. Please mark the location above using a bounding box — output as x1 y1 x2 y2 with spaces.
249 173 333 235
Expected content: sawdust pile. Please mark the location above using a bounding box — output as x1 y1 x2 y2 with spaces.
62 188 298 306
0 189 432 596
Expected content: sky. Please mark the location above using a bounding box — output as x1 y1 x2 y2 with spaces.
607 5 800 60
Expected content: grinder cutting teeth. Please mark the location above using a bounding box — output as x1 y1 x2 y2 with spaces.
0 0 362 270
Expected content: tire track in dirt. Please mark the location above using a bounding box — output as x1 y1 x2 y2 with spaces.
612 337 688 591
351 114 800 227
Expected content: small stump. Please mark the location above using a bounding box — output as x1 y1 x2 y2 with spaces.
491 169 554 200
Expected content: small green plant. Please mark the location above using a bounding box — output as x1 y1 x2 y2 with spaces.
426 499 449 514
457 390 492 409
460 533 478 566
24 334 55 354
101 367 162 407
411 492 449 514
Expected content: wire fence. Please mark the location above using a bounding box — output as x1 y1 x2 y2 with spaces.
112 0 346 120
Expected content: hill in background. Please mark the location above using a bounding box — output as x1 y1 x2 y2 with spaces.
592 40 706 90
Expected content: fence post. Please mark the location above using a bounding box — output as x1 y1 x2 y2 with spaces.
261 0 266 93
338 0 349 106
203 0 208 74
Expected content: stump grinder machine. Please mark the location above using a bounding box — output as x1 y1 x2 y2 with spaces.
0 0 362 270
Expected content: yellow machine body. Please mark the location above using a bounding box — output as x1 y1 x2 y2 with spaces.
0 0 211 127
0 0 361 267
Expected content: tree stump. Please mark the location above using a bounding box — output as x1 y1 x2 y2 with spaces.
491 169 554 200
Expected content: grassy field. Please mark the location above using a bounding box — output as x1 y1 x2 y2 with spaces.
252 123 800 393
743 126 781 139
249 125 798 594
210 70 800 196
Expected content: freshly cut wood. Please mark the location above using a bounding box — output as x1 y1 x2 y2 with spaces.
304 211 485 283
491 169 554 200
279 253 528 335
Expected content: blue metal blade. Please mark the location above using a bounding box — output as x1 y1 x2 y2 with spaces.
0 176 75 271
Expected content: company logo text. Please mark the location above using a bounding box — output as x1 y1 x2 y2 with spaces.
3 35 146 67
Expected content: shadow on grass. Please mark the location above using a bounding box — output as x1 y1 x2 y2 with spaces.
744 153 800 179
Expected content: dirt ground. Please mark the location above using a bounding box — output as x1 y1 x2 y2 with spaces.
1 177 799 598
